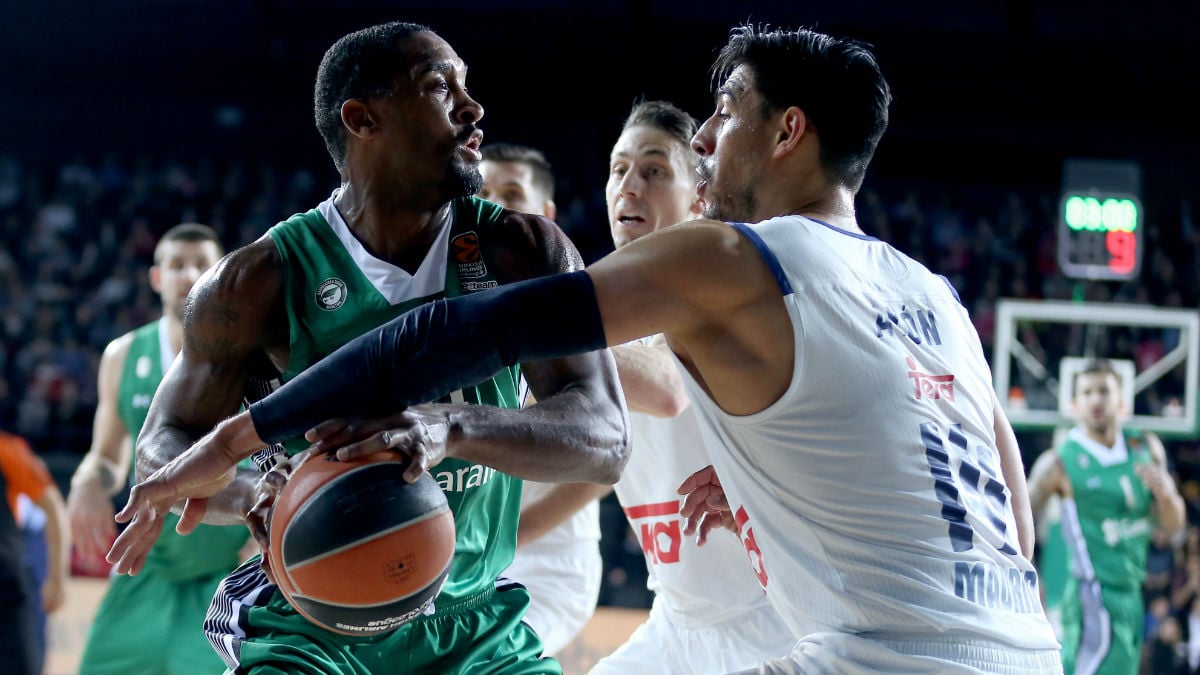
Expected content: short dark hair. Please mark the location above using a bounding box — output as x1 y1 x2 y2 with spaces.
621 100 699 171
481 143 555 200
314 22 431 173
712 24 891 190
1073 358 1122 395
155 223 223 263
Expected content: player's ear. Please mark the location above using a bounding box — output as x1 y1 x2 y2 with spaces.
772 106 806 159
341 99 378 139
542 200 557 221
148 265 162 294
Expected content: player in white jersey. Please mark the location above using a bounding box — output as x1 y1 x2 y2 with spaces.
589 100 794 675
115 24 1062 675
479 143 606 655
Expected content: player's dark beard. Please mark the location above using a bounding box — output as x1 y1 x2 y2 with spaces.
441 127 484 198
703 186 757 223
442 160 483 199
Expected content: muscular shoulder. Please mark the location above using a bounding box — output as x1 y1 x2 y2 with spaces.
185 236 286 352
481 209 584 283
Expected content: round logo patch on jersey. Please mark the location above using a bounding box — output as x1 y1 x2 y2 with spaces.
316 278 347 311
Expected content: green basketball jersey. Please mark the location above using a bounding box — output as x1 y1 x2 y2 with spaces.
267 196 523 612
1057 426 1155 590
117 319 250 582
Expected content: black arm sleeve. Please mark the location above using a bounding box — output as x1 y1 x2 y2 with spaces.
248 270 607 444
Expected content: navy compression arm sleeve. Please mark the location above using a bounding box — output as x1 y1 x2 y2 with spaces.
248 270 607 445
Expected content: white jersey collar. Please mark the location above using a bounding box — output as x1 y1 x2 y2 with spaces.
317 189 452 306
1067 425 1129 466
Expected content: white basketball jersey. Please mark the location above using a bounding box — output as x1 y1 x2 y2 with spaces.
677 216 1059 654
617 396 780 626
512 480 601 555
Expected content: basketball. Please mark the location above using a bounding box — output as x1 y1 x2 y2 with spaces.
266 451 456 636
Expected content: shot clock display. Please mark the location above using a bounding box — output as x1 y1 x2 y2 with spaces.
1057 160 1143 281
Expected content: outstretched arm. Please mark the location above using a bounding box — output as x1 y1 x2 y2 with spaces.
108 238 285 575
116 221 780 516
247 219 778 442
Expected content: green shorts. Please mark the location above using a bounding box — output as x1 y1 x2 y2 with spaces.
78 568 231 675
210 559 559 675
1060 579 1142 675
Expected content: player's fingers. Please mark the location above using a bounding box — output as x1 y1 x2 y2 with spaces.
679 484 719 522
334 434 387 461
305 418 351 443
705 490 730 512
402 443 428 483
107 509 159 575
676 464 716 495
176 497 208 535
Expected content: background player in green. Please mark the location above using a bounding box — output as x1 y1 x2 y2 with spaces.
68 223 253 675
106 21 627 675
1028 359 1186 675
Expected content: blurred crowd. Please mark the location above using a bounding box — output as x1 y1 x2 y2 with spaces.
1 153 1199 672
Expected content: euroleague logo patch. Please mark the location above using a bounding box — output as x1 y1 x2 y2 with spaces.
316 278 348 311
451 231 487 279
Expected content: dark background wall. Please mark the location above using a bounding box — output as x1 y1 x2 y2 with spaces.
3 0 1197 192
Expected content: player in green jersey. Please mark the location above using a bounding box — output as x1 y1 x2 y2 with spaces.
1028 359 1186 675
106 21 628 675
68 224 254 675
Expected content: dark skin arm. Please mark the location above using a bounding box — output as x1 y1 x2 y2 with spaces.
108 237 288 575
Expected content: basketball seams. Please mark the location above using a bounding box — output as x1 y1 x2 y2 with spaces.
265 457 457 635
281 506 451 569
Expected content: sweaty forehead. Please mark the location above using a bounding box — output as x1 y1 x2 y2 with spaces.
718 64 757 102
403 32 465 78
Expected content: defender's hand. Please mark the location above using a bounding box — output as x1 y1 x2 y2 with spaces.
107 425 242 575
678 465 736 546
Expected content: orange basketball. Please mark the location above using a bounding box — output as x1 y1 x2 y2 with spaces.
266 451 455 636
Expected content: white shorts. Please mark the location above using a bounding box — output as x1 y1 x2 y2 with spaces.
587 595 795 675
502 543 602 656
737 632 1063 675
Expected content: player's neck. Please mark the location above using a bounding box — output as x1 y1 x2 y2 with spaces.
773 186 860 234
335 181 450 274
1083 424 1120 448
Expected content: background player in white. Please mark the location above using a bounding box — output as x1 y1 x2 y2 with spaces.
478 142 606 655
588 100 794 675
113 24 1063 675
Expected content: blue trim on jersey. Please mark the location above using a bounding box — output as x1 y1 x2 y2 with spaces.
937 274 963 305
807 217 881 242
731 223 794 296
